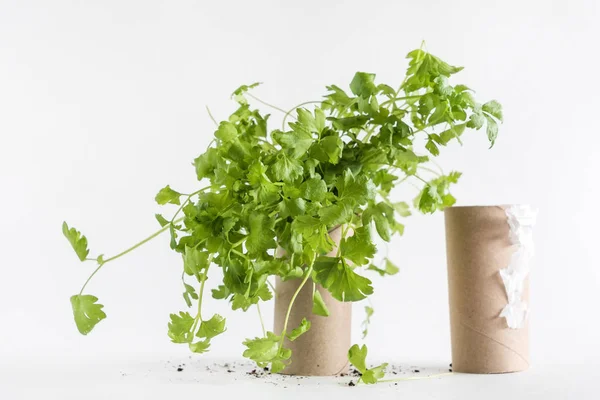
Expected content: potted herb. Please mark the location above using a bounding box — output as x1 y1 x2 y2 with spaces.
63 44 502 382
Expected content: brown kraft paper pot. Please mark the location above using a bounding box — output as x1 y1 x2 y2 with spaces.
444 206 530 374
273 226 351 376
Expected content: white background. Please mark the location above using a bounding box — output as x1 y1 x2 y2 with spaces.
1 0 599 398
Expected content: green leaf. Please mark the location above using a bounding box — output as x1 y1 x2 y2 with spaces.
271 360 287 374
318 203 353 226
287 317 311 341
329 115 370 131
311 135 343 164
314 108 326 133
232 82 261 95
242 332 281 363
272 129 313 159
299 177 327 202
362 363 388 384
324 84 354 108
194 148 219 181
364 203 393 242
341 226 376 266
168 311 194 343
62 222 89 261
155 185 181 205
211 285 231 300
271 153 304 182
467 112 485 129
313 257 374 302
312 290 330 317
197 314 227 340
246 213 276 254
70 294 106 335
169 223 178 250
482 100 503 122
367 258 400 276
336 169 375 206
416 172 462 214
278 198 306 218
296 108 318 133
182 283 198 307
214 121 238 142
485 114 499 147
425 140 440 156
350 72 376 98
189 340 211 354
347 344 387 384
348 344 368 373
155 214 169 227
362 305 374 339
439 123 466 144
393 201 411 217
183 246 209 276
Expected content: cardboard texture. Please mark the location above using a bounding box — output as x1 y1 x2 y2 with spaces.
273 226 351 376
444 206 530 374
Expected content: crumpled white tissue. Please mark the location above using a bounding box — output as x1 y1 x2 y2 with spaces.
499 205 537 329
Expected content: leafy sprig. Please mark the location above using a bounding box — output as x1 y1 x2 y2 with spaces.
62 44 502 375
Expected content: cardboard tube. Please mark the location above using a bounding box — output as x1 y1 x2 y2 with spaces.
444 206 530 374
273 226 351 376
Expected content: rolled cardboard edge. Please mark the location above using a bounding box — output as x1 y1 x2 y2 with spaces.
273 226 351 376
444 206 530 374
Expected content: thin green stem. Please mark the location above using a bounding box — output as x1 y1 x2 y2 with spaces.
376 372 454 384
414 174 429 185
256 303 266 336
170 186 212 224
279 256 315 347
79 218 183 294
267 279 276 294
418 165 442 177
362 128 376 144
247 93 289 115
257 137 276 150
191 259 212 335
336 225 347 258
205 106 218 127
380 94 423 107
230 237 247 248
206 138 215 151
231 249 250 260
431 158 445 175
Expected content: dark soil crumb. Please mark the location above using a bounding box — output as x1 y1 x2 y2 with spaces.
246 368 267 378
413 369 420 373
340 373 347 377
394 383 398 386
348 380 356 387
449 369 453 372
392 371 397 375
176 367 184 372
227 369 234 373
350 368 363 377
449 363 452 367
263 366 269 372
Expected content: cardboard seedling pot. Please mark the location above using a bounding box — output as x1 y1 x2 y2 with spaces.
444 206 530 374
273 226 351 376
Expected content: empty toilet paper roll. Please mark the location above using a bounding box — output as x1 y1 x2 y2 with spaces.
273 226 351 376
444 205 534 374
